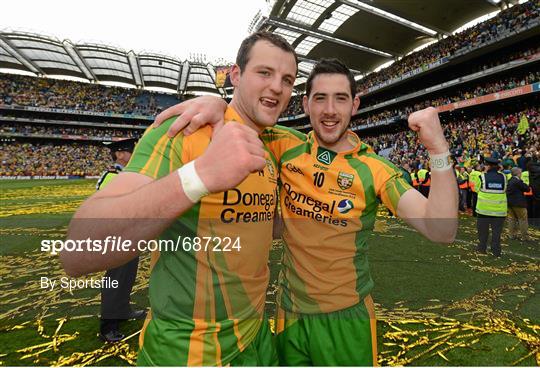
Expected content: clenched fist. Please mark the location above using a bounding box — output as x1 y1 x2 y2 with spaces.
194 122 266 193
408 107 449 155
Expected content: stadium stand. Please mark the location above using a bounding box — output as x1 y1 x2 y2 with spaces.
0 0 539 178
3 3 540 367
354 67 540 128
356 0 539 93
0 141 110 177
0 74 183 115
362 103 539 169
0 125 141 139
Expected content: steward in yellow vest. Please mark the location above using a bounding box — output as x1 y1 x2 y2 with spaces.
476 157 507 257
468 165 482 216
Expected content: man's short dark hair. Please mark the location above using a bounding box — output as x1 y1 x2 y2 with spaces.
236 31 298 73
305 58 356 99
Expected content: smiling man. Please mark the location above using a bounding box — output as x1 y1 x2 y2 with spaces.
262 60 457 366
62 32 298 366
153 58 458 366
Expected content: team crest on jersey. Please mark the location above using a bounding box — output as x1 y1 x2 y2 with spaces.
337 172 354 190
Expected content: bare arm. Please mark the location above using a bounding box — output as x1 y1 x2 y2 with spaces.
61 123 267 277
62 172 192 276
153 95 227 137
397 170 458 243
396 107 458 243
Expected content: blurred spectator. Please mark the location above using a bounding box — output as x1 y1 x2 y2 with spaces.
0 124 141 139
0 74 183 116
506 167 532 241
353 70 540 128
280 95 303 118
0 142 111 176
528 155 540 227
360 107 539 178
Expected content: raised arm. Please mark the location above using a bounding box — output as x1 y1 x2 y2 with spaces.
61 122 266 277
396 107 458 243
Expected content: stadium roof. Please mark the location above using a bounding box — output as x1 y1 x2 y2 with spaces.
0 1 515 92
0 31 226 95
256 0 505 79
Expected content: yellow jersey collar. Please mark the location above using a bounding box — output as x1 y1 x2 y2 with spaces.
224 105 245 125
308 129 364 156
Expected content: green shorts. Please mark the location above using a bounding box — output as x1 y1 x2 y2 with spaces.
229 318 278 366
275 295 377 366
137 316 278 366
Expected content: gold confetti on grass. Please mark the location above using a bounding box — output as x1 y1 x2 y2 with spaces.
0 227 67 238
0 183 94 217
376 304 540 366
1 182 538 366
0 251 152 326
50 329 140 366
468 261 540 275
6 316 138 366
373 275 540 366
14 318 77 363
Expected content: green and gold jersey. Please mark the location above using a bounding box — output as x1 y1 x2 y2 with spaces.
263 126 411 314
124 107 278 366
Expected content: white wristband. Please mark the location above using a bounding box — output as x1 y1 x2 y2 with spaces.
429 151 452 172
177 161 209 203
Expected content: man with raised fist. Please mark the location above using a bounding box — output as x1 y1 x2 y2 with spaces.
62 31 298 366
155 58 458 366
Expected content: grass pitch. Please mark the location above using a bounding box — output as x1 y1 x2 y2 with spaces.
0 179 538 366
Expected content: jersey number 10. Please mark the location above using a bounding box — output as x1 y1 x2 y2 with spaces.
313 172 325 188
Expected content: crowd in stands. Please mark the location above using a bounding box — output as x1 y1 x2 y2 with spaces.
0 142 111 176
362 107 539 174
0 124 141 139
2 104 537 177
1 1 537 123
1 1 538 177
359 44 540 108
353 69 540 128
280 94 304 118
278 44 539 120
0 73 182 116
356 0 539 92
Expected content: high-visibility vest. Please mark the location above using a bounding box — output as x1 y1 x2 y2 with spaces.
458 172 469 189
522 171 533 196
96 170 119 190
411 172 418 187
469 170 481 193
418 169 431 186
476 172 507 217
